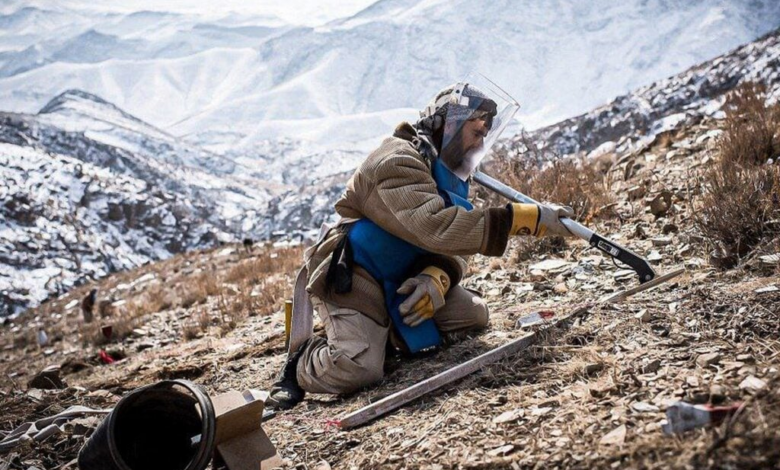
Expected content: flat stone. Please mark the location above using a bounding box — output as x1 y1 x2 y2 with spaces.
651 237 673 247
493 408 525 424
553 283 569 294
696 353 722 368
739 375 767 392
529 259 572 272
631 401 660 413
613 269 635 280
530 406 553 416
635 309 652 322
759 254 780 267
28 365 65 390
599 424 626 446
487 444 515 457
755 285 779 294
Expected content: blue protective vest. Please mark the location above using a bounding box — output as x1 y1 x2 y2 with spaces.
348 157 473 353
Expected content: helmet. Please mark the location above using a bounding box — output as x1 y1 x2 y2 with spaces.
419 73 520 181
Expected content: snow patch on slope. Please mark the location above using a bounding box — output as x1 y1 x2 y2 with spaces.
0 142 189 315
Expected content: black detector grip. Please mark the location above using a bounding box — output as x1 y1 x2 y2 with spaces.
588 233 656 283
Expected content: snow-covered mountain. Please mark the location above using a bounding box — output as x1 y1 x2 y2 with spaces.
525 29 780 157
1 0 779 151
0 90 284 229
0 140 213 315
0 90 357 314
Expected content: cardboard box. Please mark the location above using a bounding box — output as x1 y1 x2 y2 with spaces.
212 389 282 470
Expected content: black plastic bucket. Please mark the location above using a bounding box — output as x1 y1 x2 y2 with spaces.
78 380 216 470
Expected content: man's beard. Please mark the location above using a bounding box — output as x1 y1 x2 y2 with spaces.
441 132 485 178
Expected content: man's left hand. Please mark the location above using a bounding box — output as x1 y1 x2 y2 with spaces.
396 267 450 327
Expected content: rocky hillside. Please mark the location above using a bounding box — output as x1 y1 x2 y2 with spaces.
1 25 779 470
0 91 265 314
1 89 778 468
0 142 221 315
3 28 779 316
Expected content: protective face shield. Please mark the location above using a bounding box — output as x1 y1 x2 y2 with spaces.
421 74 520 181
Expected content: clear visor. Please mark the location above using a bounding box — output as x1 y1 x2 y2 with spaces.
440 74 520 180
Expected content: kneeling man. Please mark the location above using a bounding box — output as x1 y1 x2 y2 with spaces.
269 78 573 409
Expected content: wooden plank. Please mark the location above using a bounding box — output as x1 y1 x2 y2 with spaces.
337 267 684 429
338 305 590 429
600 268 685 304
338 333 535 429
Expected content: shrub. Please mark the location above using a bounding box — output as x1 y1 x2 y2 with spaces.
210 245 301 335
482 134 616 222
719 82 780 167
478 134 617 262
694 82 780 268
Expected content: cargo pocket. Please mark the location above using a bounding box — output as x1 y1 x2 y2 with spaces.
310 297 389 392
318 303 371 360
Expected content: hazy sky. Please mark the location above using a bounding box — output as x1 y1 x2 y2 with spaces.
51 0 379 26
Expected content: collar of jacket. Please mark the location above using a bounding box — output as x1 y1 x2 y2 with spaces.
392 121 418 142
393 121 438 163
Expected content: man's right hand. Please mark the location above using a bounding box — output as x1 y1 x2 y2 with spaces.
509 203 575 238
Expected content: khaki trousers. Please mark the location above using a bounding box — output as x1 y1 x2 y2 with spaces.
297 285 489 395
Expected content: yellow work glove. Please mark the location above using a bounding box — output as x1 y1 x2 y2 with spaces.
509 203 575 238
396 267 450 327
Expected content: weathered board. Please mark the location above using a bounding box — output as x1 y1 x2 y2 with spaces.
338 268 685 429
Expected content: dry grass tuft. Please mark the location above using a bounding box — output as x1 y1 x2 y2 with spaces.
510 235 568 263
522 159 616 222
694 82 780 268
223 246 302 285
719 82 780 167
212 246 302 335
482 135 616 261
485 135 616 222
180 272 220 309
72 244 305 345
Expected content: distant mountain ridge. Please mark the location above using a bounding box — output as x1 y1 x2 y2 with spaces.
525 28 780 157
1 0 779 151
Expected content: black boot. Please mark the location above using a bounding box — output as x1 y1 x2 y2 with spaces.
267 338 310 411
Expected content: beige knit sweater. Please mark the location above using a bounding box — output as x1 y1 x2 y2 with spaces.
304 122 512 325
